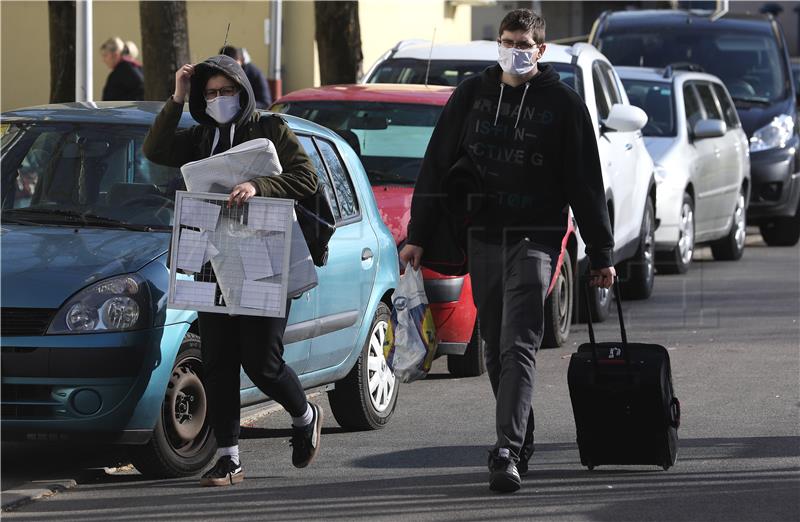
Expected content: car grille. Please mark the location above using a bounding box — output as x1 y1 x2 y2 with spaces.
1 383 59 418
1 308 56 336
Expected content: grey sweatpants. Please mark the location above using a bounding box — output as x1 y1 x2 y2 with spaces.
469 236 557 460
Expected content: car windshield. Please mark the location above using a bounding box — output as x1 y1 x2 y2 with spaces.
1 122 180 229
597 29 789 103
367 58 582 93
621 79 676 137
274 102 441 185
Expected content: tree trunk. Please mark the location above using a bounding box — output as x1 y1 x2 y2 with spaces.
48 1 76 103
315 1 363 85
139 1 191 100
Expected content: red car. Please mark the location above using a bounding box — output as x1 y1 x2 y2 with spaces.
273 84 576 377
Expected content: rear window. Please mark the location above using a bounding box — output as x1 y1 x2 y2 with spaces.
621 80 676 137
367 58 486 86
275 102 442 185
368 58 582 94
597 27 789 103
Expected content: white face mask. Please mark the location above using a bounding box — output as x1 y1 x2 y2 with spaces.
205 94 240 124
498 45 537 76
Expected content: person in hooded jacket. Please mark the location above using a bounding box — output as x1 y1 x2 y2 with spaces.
143 55 322 487
399 9 616 493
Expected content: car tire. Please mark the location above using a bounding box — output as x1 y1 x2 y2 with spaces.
542 249 573 348
711 188 747 260
575 279 612 323
328 302 398 430
759 199 800 247
447 320 487 377
619 198 656 300
657 193 694 274
129 333 216 478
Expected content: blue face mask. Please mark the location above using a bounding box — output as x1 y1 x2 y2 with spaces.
498 45 537 76
205 94 240 124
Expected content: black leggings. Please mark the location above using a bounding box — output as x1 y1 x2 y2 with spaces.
198 303 307 447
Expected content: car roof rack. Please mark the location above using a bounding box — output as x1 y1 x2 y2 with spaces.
662 62 705 78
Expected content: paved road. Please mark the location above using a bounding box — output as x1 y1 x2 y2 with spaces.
3 233 799 521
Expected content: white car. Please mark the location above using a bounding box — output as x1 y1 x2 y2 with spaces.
365 40 658 316
617 66 750 273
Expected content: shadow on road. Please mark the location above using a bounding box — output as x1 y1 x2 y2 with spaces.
5 436 798 521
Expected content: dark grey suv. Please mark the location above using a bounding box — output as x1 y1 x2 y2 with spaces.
591 9 800 246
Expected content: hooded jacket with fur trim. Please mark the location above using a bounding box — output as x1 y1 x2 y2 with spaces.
143 55 317 201
407 63 614 269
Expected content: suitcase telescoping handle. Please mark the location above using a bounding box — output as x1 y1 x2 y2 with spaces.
582 275 629 366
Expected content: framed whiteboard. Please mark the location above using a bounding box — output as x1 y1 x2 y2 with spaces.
168 191 293 318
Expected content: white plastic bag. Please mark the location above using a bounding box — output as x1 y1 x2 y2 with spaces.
383 264 437 383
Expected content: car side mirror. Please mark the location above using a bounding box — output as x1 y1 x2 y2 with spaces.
693 119 727 139
603 103 648 133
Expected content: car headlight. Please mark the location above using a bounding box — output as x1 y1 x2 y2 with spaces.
47 274 151 334
749 114 795 152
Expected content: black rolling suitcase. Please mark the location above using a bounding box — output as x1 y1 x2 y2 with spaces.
567 279 680 470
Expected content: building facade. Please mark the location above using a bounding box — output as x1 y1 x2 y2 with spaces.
0 0 471 112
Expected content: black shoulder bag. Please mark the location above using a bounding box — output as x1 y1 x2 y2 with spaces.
254 115 336 267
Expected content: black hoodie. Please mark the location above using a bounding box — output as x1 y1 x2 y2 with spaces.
143 55 317 201
407 63 614 269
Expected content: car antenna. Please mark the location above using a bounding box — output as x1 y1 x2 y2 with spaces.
424 27 437 87
214 23 231 65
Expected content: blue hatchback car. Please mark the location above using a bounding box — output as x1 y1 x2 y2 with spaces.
0 102 399 477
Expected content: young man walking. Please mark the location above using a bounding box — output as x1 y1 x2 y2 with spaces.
399 9 615 493
144 54 322 486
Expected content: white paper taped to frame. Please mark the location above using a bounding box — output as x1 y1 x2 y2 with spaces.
168 191 294 318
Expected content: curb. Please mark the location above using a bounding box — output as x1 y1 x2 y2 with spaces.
1 479 77 512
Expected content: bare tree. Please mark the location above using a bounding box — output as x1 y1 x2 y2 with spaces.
139 1 191 100
315 1 363 85
48 1 76 103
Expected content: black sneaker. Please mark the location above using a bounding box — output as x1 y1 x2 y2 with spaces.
488 449 521 493
200 456 244 487
518 441 534 476
290 402 323 468
517 454 530 476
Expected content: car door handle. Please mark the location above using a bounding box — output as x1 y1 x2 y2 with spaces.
361 248 373 261
625 143 633 151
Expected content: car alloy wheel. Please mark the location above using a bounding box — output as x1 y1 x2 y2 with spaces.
678 200 695 267
620 198 655 299
711 188 747 261
733 193 746 252
367 318 396 413
643 207 656 285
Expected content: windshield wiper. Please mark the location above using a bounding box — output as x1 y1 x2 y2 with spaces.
0 214 39 226
367 170 415 185
731 96 770 106
2 208 164 232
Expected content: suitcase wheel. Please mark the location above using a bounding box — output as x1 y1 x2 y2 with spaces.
587 464 595 471
662 464 670 471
